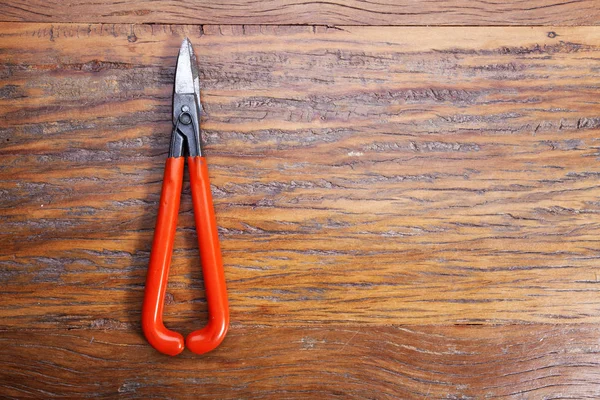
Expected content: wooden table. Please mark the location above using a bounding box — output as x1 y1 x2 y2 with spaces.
1 2 599 398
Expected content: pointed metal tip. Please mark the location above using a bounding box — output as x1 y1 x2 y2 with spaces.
178 38 191 56
177 38 197 61
175 38 200 96
181 37 191 49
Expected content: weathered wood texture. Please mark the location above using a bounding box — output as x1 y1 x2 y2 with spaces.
2 23 600 327
2 325 600 398
1 0 600 26
1 23 600 397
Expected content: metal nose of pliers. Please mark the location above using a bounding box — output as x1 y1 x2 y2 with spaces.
141 39 229 356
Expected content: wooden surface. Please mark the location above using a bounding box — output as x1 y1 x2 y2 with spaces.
2 325 600 398
1 0 600 26
1 22 600 398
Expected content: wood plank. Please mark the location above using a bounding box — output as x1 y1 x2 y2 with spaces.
1 23 600 329
1 325 600 398
0 0 599 26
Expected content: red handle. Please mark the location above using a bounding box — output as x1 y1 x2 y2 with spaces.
185 156 229 355
142 156 229 356
142 157 185 356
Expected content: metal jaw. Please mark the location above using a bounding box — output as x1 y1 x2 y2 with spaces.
169 38 203 158
169 94 202 157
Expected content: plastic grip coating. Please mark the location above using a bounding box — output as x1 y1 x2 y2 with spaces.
142 157 185 356
142 156 229 356
185 156 229 355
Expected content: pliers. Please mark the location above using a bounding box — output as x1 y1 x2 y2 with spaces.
142 39 228 356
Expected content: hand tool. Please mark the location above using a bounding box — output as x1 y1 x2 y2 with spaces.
142 38 228 356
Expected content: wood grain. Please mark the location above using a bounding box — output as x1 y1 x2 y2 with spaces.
2 325 600 398
1 0 600 26
1 23 600 329
1 23 600 397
